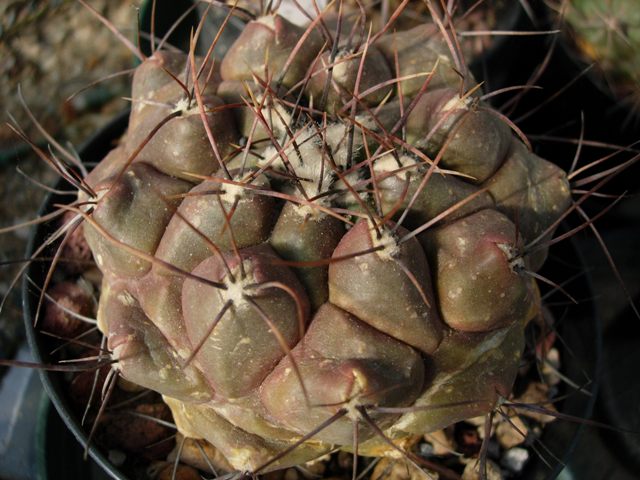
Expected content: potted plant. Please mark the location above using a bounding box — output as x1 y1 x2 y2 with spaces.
9 1 635 479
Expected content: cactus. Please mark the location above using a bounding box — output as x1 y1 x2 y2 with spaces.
36 3 575 475
561 0 640 106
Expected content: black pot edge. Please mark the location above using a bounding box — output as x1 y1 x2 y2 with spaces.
534 233 602 479
22 111 131 480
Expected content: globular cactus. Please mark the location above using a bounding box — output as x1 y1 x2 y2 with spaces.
75 6 572 473
561 0 640 106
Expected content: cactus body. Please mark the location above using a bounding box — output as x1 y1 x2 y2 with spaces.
80 11 571 472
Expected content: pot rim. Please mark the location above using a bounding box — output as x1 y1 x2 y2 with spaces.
22 110 131 480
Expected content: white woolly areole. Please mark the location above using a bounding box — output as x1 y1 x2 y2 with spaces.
171 96 191 114
323 113 374 168
374 154 419 181
221 260 256 309
170 96 204 117
496 242 525 272
345 369 368 421
252 92 293 138
270 103 294 137
259 125 335 201
289 201 326 222
368 220 400 261
324 122 350 166
219 173 254 204
257 14 277 30
219 182 246 204
332 49 353 85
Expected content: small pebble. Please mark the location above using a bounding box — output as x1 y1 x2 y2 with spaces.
168 434 233 474
465 416 487 428
514 383 558 423
155 463 202 480
501 447 529 473
424 429 455 456
108 449 126 467
468 415 498 440
42 280 94 338
302 455 329 476
370 457 436 480
542 348 562 386
298 462 326 477
462 459 502 480
496 415 528 449
100 403 174 460
284 468 299 480
418 442 434 458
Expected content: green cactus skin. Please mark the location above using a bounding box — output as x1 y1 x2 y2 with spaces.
75 9 572 473
563 0 640 104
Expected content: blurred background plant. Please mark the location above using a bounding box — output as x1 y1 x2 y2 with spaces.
554 0 640 118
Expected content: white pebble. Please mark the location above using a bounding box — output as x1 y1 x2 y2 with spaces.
108 449 126 466
501 447 529 472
